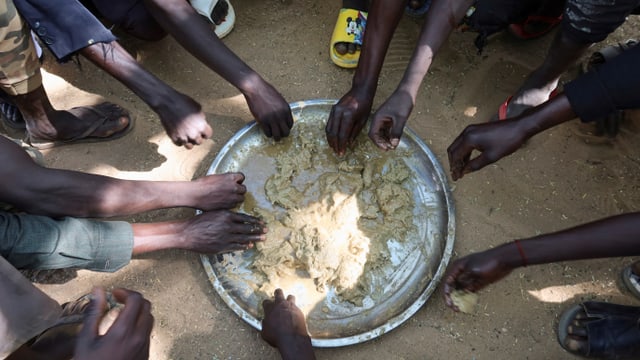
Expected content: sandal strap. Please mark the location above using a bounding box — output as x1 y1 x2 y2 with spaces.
580 301 640 358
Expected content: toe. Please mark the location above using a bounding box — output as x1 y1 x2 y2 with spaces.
567 323 588 337
564 335 589 354
335 42 348 55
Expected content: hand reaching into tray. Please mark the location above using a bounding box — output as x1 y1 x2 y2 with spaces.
261 289 316 360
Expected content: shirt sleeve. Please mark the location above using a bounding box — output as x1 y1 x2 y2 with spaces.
564 44 640 123
13 0 116 61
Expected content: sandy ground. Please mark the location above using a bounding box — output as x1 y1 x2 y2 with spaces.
4 1 640 359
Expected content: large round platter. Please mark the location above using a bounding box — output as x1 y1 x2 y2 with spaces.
201 99 455 347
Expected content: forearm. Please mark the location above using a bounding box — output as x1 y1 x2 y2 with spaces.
491 213 640 269
143 0 261 95
0 136 194 217
516 94 576 138
81 41 182 111
351 0 405 92
397 0 473 100
6 168 199 217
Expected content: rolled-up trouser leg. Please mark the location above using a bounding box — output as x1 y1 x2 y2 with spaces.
0 255 61 358
0 0 41 96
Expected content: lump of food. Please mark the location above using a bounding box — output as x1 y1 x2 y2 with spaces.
450 289 478 314
248 120 420 306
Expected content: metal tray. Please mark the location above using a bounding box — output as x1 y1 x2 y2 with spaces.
201 99 455 347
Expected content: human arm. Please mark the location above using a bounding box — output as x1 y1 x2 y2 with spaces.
81 41 213 149
1 209 265 272
261 289 315 360
142 0 293 141
447 43 640 180
74 288 153 360
368 0 473 150
326 0 405 156
447 94 574 180
0 137 246 217
444 212 640 311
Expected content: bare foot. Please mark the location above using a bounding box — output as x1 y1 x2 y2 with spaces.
559 302 640 358
180 210 266 253
14 86 130 141
406 0 432 16
335 42 360 55
503 84 557 119
192 172 247 211
211 0 229 25
152 91 213 149
408 0 426 10
334 0 367 56
562 309 590 354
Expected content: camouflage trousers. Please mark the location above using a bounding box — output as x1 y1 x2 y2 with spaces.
0 0 41 96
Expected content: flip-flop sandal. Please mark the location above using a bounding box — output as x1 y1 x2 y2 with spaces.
27 103 134 150
405 0 432 17
497 88 558 120
330 8 368 69
0 92 25 130
508 15 562 40
557 301 640 359
622 264 640 301
190 0 235 39
28 292 119 348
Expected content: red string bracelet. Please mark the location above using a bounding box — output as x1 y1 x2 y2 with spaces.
514 240 528 267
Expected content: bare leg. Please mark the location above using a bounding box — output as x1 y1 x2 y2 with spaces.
80 41 212 149
504 31 591 118
210 0 229 25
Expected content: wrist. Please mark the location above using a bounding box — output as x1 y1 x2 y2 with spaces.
343 83 376 108
237 71 265 97
277 334 313 360
519 95 574 138
518 111 543 139
393 85 418 105
351 74 378 95
179 180 203 209
491 242 523 270
396 77 422 103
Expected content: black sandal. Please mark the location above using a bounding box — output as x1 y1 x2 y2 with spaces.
557 301 640 359
0 91 25 129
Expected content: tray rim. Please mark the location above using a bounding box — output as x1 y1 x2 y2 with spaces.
200 99 456 347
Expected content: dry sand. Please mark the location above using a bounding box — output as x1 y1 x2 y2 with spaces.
4 1 640 359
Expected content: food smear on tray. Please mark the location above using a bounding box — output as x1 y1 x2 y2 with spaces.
246 120 421 308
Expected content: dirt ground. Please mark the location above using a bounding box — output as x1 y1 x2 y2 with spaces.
4 1 640 359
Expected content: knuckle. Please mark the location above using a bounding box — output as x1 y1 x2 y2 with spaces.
128 292 144 302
